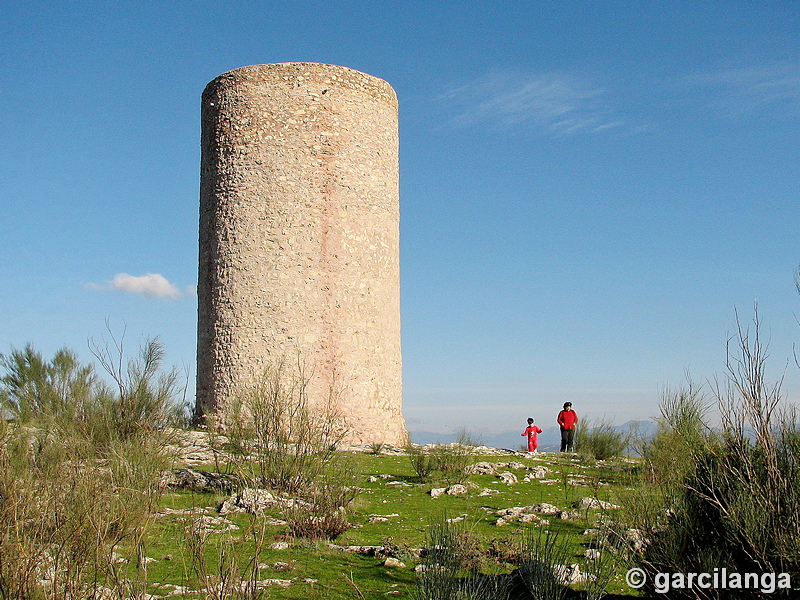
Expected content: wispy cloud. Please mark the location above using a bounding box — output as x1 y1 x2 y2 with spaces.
85 273 193 299
440 72 625 136
688 62 800 118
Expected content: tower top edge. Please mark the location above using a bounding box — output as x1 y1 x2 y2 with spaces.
204 63 397 107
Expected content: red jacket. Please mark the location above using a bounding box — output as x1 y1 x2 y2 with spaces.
557 409 578 430
522 425 543 438
522 425 543 451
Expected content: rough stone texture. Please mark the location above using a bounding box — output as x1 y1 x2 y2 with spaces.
464 461 497 475
573 497 620 510
196 63 406 444
430 487 447 499
497 471 518 484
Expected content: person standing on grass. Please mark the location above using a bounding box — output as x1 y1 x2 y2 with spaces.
522 417 543 452
557 402 578 452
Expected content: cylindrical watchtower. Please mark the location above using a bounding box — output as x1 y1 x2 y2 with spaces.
196 63 406 445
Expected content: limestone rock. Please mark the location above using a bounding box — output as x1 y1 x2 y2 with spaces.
430 487 447 498
573 497 620 511
495 506 547 526
368 513 399 523
624 528 648 551
269 542 290 550
527 465 550 478
383 557 406 568
189 515 239 534
161 467 238 493
446 484 468 496
219 488 310 515
446 514 468 523
552 562 595 585
519 513 542 523
532 503 559 515
497 471 518 485
464 461 497 475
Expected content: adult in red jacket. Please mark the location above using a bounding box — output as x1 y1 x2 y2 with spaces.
557 402 578 452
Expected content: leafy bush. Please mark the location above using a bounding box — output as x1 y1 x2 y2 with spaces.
1 337 185 452
0 340 181 599
408 430 478 484
0 345 96 425
430 448 473 486
637 427 800 598
645 385 710 485
625 311 800 599
89 336 186 446
575 418 629 461
407 443 438 482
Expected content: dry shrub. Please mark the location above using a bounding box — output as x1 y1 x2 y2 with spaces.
415 517 507 600
285 461 359 540
183 515 268 600
221 359 359 540
285 507 352 541
488 530 527 566
224 359 348 494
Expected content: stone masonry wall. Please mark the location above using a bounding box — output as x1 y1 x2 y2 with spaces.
196 63 407 445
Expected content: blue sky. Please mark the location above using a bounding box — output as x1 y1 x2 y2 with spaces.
2 1 799 440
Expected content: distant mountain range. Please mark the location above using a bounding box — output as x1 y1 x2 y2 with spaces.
409 420 657 453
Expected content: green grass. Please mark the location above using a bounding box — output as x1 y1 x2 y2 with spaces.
131 450 641 599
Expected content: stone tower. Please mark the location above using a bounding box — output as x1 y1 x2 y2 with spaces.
196 63 406 445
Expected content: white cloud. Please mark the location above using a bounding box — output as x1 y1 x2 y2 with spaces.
440 71 625 136
85 273 185 299
688 62 800 118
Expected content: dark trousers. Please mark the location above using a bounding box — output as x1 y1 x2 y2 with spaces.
560 427 575 452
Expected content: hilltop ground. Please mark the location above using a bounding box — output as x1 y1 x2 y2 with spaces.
144 432 641 599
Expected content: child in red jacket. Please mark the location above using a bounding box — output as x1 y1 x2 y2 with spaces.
522 418 543 452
